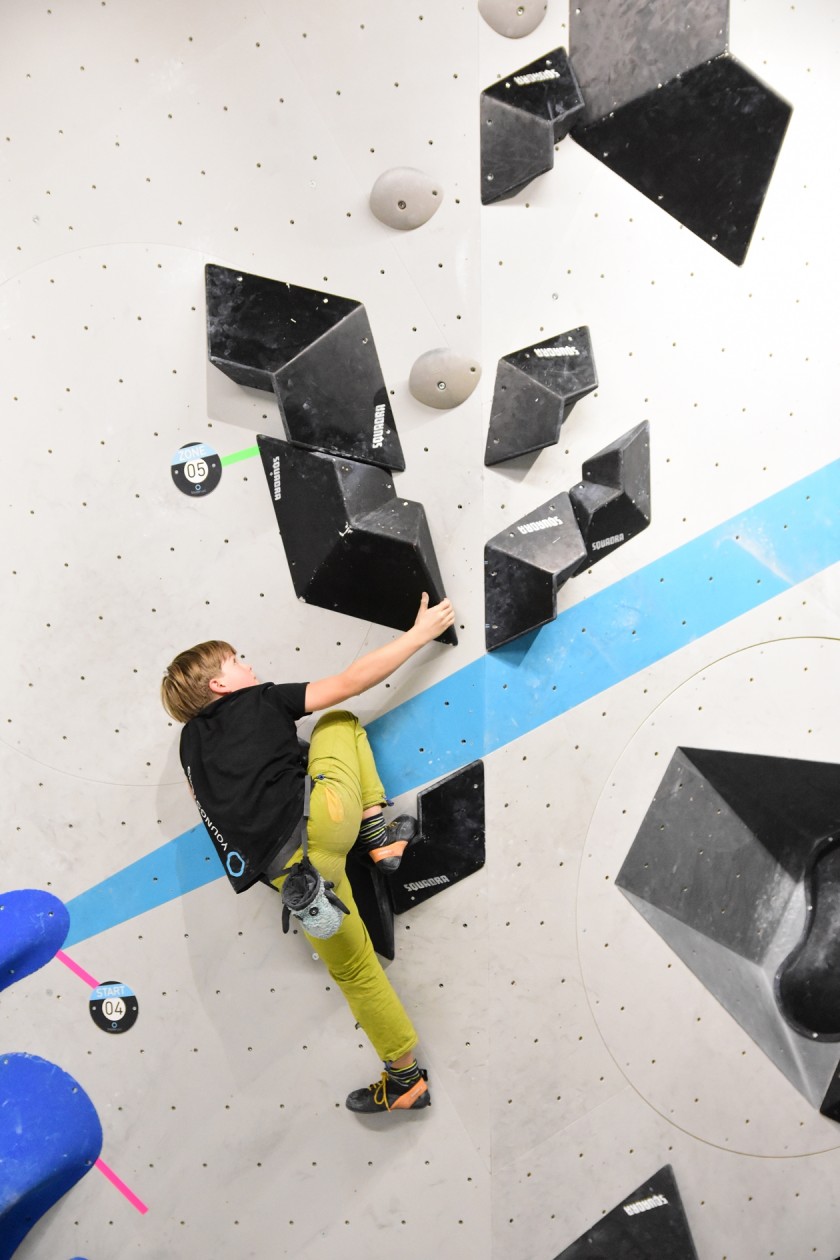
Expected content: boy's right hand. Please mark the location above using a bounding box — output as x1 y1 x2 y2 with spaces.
413 592 455 644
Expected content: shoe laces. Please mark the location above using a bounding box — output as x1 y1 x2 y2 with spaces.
371 1072 393 1111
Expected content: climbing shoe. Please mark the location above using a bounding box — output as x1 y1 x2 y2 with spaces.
355 813 418 874
346 1069 431 1114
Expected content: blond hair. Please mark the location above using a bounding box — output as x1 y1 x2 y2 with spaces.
161 640 236 724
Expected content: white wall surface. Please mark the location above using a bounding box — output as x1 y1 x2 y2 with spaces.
2 1 839 1257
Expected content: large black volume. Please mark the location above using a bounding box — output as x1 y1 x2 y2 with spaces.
206 263 405 471
573 54 792 266
257 435 456 644
552 1165 699 1259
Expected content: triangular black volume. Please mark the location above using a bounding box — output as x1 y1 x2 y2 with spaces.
552 1165 699 1260
484 327 597 464
679 747 840 875
615 747 822 962
206 264 405 471
481 47 584 204
345 854 395 960
569 420 650 568
484 492 586 650
820 1058 840 1122
388 762 485 914
257 436 456 645
617 747 840 1112
206 263 358 389
572 54 792 266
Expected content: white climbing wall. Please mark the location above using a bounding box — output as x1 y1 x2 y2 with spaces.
2 1 839 1257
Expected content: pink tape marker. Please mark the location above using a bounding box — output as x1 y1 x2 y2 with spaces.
95 1157 148 1214
55 949 100 990
52 954 150 1214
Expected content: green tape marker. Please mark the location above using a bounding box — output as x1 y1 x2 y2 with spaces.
220 445 260 467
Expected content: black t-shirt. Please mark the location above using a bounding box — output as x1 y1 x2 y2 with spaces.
179 682 309 893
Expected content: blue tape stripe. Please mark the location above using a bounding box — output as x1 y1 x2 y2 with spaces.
369 459 840 792
65 459 840 945
64 826 217 948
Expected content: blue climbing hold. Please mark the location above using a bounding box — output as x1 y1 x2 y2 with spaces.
0 889 70 993
0 1053 102 1260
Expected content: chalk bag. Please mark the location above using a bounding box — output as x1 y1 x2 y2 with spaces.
281 856 350 940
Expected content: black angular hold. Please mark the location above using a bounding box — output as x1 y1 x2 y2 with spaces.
572 54 792 266
346 854 395 960
206 263 405 471
484 326 597 465
387 762 485 914
257 435 456 644
569 420 651 568
481 47 584 204
618 748 840 1117
484 492 586 650
552 1166 699 1260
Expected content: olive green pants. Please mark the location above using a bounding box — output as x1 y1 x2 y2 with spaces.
271 710 418 1063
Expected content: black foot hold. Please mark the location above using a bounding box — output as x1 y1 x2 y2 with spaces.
257 435 456 644
569 420 651 568
484 326 597 465
206 263 405 471
552 1165 699 1259
387 762 485 915
484 493 586 650
481 47 584 204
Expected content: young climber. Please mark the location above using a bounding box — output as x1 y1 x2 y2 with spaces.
160 592 455 1115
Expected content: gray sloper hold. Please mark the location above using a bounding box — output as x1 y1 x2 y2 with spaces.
484 326 597 464
478 0 548 39
484 491 586 650
369 168 443 230
408 349 481 410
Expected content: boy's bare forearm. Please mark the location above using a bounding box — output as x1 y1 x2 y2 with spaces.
304 594 454 711
342 627 426 695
